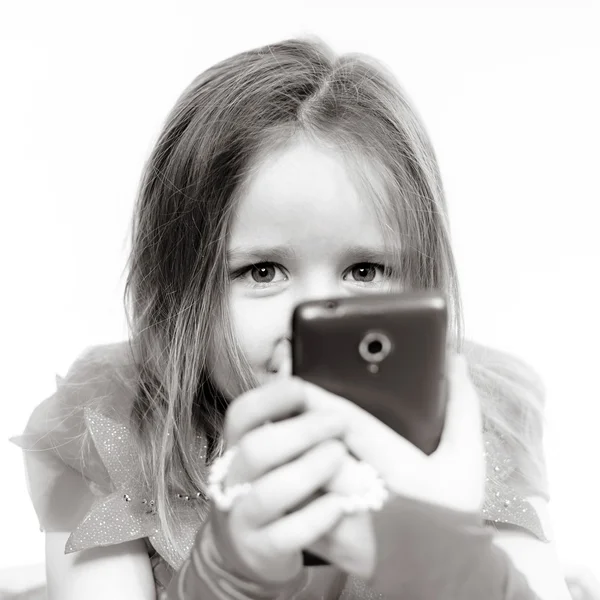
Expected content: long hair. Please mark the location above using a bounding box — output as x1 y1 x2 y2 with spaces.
123 36 547 559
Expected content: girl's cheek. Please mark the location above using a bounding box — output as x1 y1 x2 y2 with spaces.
230 296 288 370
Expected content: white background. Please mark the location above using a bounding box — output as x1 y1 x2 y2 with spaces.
1 0 599 583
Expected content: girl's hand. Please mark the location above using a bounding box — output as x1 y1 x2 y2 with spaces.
304 353 486 578
206 379 349 586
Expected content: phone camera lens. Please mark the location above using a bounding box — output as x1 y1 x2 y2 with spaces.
325 300 337 309
359 331 392 364
367 340 383 355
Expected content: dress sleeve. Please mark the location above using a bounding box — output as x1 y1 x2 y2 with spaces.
11 348 115 533
463 340 550 502
481 424 549 542
459 340 551 540
12 343 208 574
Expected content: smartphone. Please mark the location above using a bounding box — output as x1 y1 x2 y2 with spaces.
292 290 449 567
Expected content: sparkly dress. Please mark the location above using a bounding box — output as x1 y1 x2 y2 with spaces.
12 342 549 599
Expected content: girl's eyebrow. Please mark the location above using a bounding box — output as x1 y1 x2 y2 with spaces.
227 245 297 263
227 244 395 263
343 244 395 262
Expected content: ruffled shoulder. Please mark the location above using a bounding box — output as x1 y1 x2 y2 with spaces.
11 342 137 532
463 339 549 497
64 407 205 570
457 339 551 542
481 424 548 542
12 341 206 571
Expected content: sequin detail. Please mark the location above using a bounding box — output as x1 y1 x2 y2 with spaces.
481 426 548 542
341 575 384 600
65 408 208 570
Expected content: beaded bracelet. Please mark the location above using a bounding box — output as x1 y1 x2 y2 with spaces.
207 447 253 512
207 446 389 515
337 461 389 514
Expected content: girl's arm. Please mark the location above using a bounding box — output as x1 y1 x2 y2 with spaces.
45 532 157 600
165 501 313 600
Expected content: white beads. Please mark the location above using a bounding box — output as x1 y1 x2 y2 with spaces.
207 447 252 512
338 461 389 515
207 448 389 515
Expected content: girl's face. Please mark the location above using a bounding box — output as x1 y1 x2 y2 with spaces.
211 136 399 396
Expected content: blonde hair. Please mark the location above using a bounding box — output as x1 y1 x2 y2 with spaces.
123 36 547 560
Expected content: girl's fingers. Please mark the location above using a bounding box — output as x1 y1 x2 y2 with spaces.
228 410 346 484
225 378 307 445
235 440 347 526
256 492 346 556
302 380 426 469
297 353 484 509
307 512 375 580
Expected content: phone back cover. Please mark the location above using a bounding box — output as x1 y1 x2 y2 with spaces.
292 292 447 455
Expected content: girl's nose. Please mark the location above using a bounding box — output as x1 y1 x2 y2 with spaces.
292 277 345 315
271 337 292 377
271 277 342 378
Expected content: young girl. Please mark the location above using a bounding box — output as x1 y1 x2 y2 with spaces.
13 37 571 599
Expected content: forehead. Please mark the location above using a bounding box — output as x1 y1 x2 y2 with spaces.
228 136 389 251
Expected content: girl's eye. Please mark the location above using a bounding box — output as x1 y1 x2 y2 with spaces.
250 264 277 283
233 262 287 287
345 263 387 284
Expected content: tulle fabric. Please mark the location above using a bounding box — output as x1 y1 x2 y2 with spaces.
10 343 136 532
